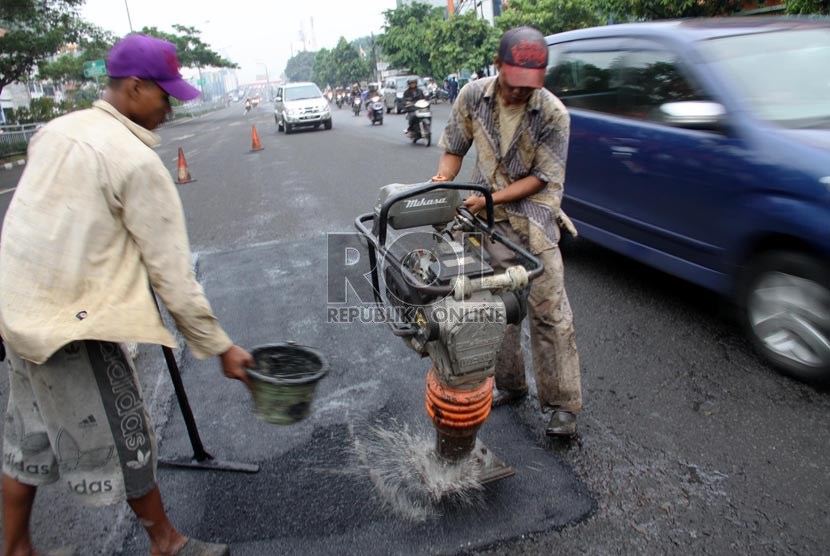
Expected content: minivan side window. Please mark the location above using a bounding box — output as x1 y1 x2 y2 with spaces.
620 43 708 121
547 39 708 125
546 39 626 115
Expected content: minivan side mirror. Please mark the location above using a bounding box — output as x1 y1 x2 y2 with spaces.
275 96 282 102
657 101 726 130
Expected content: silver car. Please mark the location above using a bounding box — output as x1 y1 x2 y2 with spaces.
273 82 332 134
383 75 426 114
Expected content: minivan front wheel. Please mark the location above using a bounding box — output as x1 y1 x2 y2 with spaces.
742 251 830 385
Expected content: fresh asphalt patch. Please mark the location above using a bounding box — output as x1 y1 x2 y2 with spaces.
121 237 594 555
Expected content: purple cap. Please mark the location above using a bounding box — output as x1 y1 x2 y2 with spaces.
498 27 548 89
106 34 200 101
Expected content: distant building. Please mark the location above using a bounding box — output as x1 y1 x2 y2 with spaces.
181 66 239 102
198 68 240 102
0 84 28 123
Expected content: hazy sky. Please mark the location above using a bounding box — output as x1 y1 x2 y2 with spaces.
81 0 398 84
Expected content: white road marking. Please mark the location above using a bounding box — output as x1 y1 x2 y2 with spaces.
170 149 200 162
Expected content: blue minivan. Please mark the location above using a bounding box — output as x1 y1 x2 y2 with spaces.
545 18 830 383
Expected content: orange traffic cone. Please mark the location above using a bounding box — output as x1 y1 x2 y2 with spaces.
175 147 194 184
250 125 264 152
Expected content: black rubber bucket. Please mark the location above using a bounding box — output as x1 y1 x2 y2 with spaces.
246 343 328 425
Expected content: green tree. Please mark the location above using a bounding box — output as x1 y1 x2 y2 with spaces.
377 2 445 75
140 24 237 69
330 37 370 86
352 35 381 81
312 48 334 87
0 0 89 97
430 13 500 81
38 26 114 84
284 50 316 82
623 0 743 19
495 0 606 35
497 0 754 29
599 0 745 19
37 53 86 83
786 0 830 14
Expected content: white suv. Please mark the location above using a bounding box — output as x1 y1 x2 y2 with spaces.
273 82 332 134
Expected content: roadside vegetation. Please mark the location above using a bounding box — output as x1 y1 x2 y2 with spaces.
288 0 830 88
1 0 829 127
0 0 235 128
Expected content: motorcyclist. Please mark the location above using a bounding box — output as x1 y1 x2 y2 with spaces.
403 78 425 136
351 82 362 102
364 82 380 108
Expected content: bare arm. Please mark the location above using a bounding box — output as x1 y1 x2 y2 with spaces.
432 152 464 182
463 175 546 213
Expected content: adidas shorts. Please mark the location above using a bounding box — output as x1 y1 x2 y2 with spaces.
3 341 157 506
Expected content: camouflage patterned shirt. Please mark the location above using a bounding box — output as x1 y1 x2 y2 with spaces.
438 76 570 254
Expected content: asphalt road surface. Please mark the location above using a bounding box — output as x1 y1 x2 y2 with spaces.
0 100 828 555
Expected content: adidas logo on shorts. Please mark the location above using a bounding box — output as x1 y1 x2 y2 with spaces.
78 415 98 429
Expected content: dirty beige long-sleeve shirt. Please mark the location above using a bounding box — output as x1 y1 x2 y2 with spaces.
0 100 232 364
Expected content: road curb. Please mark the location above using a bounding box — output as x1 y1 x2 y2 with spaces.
1 158 25 172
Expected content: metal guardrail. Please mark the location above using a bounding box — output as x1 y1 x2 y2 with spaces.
0 124 41 153
0 123 41 134
171 100 228 119
0 101 228 155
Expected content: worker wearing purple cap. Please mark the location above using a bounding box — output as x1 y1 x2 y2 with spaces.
0 34 249 555
433 27 583 438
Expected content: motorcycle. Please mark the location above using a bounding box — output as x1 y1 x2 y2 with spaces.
335 91 344 109
352 95 362 116
406 98 432 146
366 95 384 125
428 88 450 104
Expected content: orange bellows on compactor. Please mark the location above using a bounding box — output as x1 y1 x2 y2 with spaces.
426 371 494 461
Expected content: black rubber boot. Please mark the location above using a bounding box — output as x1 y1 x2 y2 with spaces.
545 410 577 438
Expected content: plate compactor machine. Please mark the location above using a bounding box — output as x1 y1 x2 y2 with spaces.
355 182 543 485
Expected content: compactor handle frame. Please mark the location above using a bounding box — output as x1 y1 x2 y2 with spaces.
376 182 494 246
354 181 544 336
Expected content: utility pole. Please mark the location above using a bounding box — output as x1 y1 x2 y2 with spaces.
124 0 134 32
370 33 378 83
264 64 271 99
